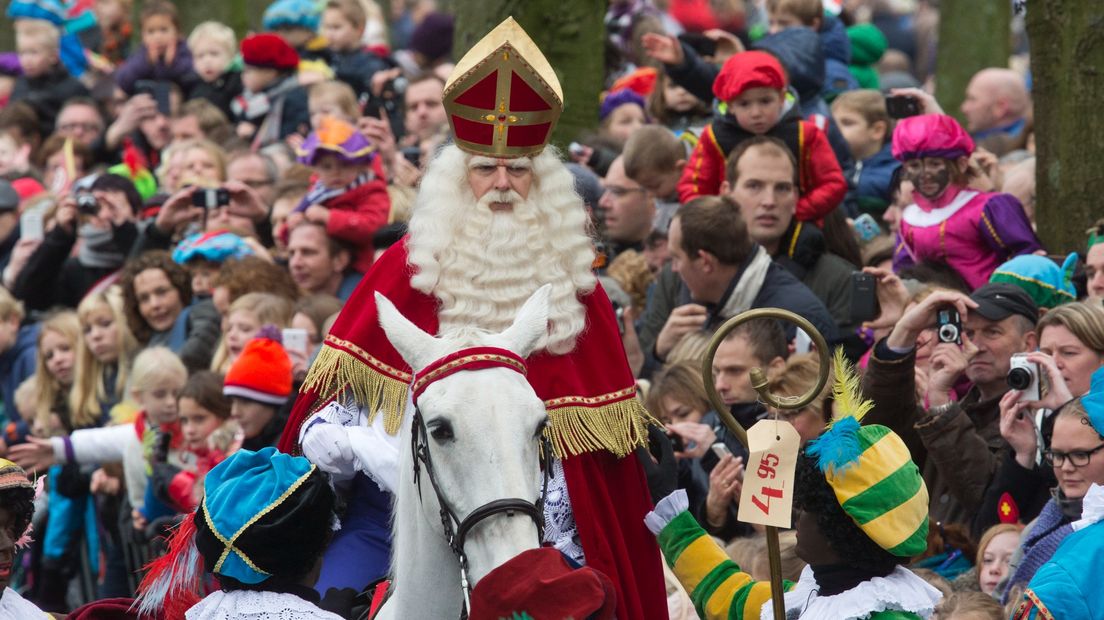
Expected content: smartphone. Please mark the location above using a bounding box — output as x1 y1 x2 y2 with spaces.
886 94 921 119
853 213 882 243
135 79 172 116
849 272 880 323
191 188 230 209
282 328 309 359
711 443 732 460
20 210 43 241
399 145 421 169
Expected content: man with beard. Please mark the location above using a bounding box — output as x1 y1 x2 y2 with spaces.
277 17 665 620
890 114 1042 289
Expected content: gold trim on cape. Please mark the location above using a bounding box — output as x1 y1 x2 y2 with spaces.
300 340 654 458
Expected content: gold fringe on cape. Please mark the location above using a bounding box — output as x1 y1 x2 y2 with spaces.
300 342 656 458
300 344 411 435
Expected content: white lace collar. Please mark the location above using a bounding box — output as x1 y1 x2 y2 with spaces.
901 190 979 228
759 565 942 620
186 590 346 620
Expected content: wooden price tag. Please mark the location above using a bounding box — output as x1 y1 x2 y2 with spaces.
737 419 800 528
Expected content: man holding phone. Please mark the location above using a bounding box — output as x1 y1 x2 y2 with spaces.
862 282 1038 528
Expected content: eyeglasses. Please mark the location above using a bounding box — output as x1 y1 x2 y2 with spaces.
58 122 102 134
1043 443 1104 467
602 185 647 198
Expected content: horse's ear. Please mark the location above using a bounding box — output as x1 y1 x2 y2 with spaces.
376 291 437 370
499 284 552 358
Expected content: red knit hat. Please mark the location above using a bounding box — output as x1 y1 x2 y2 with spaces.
224 337 292 405
713 50 787 102
469 548 617 620
241 34 300 71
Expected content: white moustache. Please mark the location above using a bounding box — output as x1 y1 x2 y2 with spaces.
478 190 524 208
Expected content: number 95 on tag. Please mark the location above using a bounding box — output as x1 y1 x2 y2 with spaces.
737 420 800 528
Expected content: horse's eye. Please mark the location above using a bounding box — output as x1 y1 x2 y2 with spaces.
429 420 454 442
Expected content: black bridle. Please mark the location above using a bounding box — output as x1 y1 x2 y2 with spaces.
410 405 553 619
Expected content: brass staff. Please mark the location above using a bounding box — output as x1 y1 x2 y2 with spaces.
700 308 830 620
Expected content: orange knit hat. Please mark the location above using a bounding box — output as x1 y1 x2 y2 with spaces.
223 338 292 405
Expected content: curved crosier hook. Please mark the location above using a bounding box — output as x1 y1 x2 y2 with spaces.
700 308 831 448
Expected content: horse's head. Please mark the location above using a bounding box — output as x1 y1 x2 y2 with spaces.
375 285 550 585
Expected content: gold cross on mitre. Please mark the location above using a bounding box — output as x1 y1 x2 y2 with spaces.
443 17 564 158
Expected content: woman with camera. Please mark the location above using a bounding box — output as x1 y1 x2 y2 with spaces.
11 174 143 313
973 302 1104 601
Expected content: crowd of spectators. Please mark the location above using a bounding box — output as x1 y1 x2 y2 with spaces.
0 0 1099 618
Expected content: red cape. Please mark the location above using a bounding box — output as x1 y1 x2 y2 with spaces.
279 238 667 620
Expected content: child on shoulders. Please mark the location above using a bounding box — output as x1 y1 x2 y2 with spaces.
678 50 845 223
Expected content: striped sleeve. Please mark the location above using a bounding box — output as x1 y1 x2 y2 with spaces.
657 511 792 620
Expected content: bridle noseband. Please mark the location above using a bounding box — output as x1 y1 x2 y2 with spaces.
409 347 552 619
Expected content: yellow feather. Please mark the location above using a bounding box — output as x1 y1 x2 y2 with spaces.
828 347 873 426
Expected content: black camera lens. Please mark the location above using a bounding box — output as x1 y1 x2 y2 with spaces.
938 324 959 343
1007 367 1033 391
76 194 99 215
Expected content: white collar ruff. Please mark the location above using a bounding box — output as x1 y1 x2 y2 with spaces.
0 587 48 618
901 190 979 228
759 565 942 620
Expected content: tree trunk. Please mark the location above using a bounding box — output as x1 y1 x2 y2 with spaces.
934 0 1011 123
1027 2 1104 253
451 0 606 148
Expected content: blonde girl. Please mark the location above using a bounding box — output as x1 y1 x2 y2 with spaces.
210 292 294 373
71 289 139 429
31 310 81 437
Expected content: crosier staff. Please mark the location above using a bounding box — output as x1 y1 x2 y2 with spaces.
700 308 830 620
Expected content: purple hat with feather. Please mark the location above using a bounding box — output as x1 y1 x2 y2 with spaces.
296 117 377 166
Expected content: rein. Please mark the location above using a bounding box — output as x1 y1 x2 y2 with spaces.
409 346 552 620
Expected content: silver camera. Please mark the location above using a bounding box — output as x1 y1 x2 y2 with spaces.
1007 353 1040 402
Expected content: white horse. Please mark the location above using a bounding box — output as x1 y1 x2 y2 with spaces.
373 285 552 619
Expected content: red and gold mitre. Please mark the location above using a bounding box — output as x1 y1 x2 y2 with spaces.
443 17 563 158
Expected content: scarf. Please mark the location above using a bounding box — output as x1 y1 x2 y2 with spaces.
713 245 773 323
230 74 299 122
78 224 126 269
294 170 375 213
1001 491 1082 604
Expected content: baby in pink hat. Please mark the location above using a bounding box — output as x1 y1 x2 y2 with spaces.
891 114 1042 289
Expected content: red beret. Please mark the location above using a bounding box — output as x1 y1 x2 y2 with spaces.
241 34 300 71
713 50 787 102
469 548 617 620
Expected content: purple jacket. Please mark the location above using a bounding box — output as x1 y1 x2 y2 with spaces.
114 39 199 95
893 186 1043 289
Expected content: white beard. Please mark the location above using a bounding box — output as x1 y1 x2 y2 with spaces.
406 145 597 355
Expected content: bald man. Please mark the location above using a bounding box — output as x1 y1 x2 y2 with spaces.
960 68 1030 155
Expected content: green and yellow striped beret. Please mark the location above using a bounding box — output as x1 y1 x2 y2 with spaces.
805 350 929 557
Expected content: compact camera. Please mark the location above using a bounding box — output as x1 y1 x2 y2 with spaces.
936 308 962 344
1007 353 1041 402
76 193 99 215
192 188 230 209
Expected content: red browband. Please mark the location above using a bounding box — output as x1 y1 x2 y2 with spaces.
410 347 529 405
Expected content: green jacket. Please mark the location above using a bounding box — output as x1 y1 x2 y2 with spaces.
657 509 929 619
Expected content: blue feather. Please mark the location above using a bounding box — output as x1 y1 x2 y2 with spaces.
805 416 863 474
